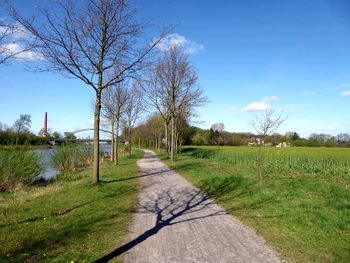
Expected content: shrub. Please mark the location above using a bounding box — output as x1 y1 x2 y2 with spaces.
0 146 43 191
50 144 104 177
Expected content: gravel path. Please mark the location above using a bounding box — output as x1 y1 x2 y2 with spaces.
96 150 281 263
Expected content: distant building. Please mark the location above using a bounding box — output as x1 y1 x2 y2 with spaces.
276 141 290 147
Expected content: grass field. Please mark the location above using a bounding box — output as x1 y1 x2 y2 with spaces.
158 146 350 262
0 150 143 263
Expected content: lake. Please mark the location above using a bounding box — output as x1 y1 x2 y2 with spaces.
36 144 112 180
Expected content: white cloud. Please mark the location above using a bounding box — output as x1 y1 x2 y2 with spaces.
229 106 237 111
262 95 279 103
156 33 204 54
0 22 43 61
243 102 270 112
340 90 350 97
1 42 43 60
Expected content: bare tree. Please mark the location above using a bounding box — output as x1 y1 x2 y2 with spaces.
8 0 170 183
101 86 117 161
123 83 144 157
154 45 206 161
12 114 31 145
111 81 129 165
210 122 224 168
250 108 287 184
137 69 172 158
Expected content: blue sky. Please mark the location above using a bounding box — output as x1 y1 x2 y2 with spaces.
1 0 350 138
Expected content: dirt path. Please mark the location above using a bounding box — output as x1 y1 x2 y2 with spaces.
97 150 281 263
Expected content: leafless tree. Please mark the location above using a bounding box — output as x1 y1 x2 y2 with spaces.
156 45 207 161
123 83 144 157
211 122 224 168
101 86 117 161
137 70 172 158
147 113 164 152
250 108 287 184
12 114 31 145
8 0 170 183
110 81 129 165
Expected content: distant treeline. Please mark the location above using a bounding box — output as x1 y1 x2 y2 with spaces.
129 114 350 148
0 130 49 145
0 115 75 146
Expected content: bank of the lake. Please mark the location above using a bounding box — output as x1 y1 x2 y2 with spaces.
0 150 143 262
36 144 113 180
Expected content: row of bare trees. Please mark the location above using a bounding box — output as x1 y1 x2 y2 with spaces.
3 0 207 181
101 45 207 163
6 0 171 183
138 46 207 161
101 80 145 161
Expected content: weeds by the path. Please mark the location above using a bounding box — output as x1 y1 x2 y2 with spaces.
0 150 143 262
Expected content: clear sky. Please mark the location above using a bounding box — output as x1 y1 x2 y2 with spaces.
1 0 350 138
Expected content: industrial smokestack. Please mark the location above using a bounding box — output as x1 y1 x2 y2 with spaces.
44 112 47 135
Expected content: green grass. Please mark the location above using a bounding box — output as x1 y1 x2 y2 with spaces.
158 146 350 262
0 150 143 263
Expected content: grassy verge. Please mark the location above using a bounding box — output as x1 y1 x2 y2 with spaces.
0 150 143 263
156 150 350 263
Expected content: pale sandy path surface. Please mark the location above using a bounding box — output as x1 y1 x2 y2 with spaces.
96 150 281 263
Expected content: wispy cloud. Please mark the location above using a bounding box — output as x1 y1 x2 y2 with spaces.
243 102 270 112
1 42 43 60
262 95 279 103
301 91 314 97
229 106 237 111
0 22 43 61
340 90 350 97
156 33 204 54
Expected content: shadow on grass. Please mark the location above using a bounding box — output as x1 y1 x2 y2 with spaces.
94 187 227 262
0 209 124 262
0 192 120 228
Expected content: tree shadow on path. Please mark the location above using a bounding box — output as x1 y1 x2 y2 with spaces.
100 169 173 184
94 186 227 262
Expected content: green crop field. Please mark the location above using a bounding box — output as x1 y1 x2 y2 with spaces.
182 146 350 178
158 146 350 262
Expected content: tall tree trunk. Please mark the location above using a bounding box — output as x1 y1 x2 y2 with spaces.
165 120 169 158
257 143 262 184
158 134 161 151
92 88 102 183
154 135 157 150
114 118 119 165
175 130 178 154
128 130 131 157
110 121 114 161
171 115 175 161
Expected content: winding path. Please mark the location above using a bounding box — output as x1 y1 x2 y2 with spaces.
97 150 281 263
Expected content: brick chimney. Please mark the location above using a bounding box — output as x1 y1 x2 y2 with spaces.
44 112 47 135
